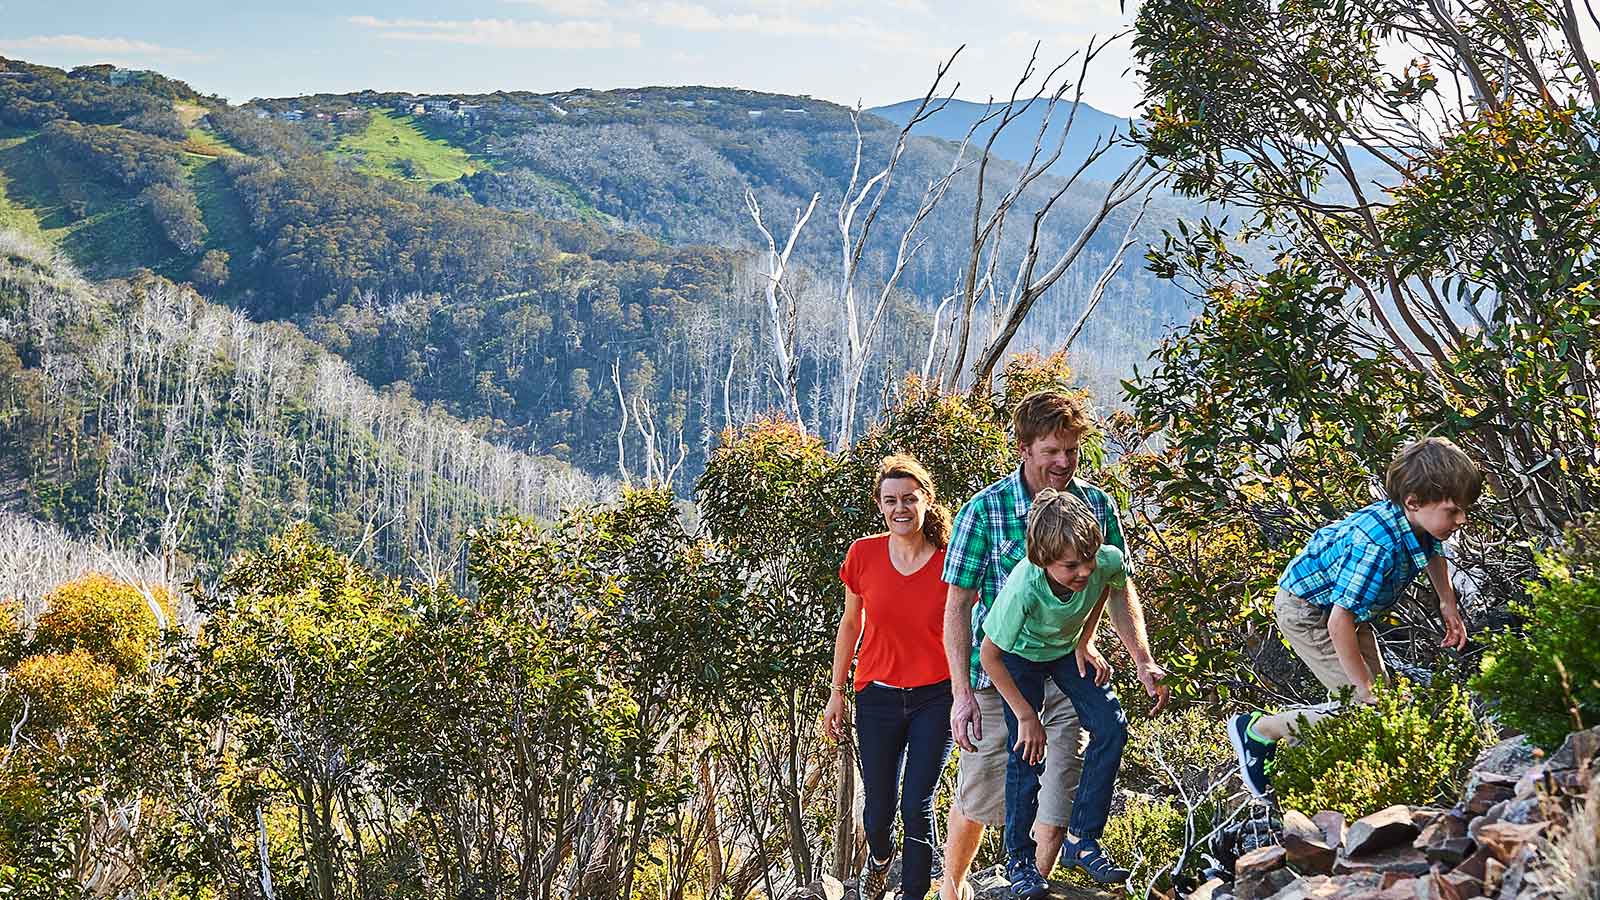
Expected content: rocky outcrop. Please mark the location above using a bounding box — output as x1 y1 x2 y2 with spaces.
1208 726 1600 900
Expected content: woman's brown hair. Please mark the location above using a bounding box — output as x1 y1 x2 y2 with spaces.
873 453 954 549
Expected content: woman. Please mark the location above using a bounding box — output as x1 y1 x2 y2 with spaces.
824 454 955 900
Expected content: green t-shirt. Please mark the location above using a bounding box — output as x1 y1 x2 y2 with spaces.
983 545 1126 663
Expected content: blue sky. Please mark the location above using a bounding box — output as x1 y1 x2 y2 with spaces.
0 0 1143 114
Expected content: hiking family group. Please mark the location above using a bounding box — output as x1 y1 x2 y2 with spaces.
821 389 1482 900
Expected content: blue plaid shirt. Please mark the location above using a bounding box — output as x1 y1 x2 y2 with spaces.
1279 499 1442 624
942 468 1128 688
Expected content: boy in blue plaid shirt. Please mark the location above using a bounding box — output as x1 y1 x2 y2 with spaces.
1228 437 1482 796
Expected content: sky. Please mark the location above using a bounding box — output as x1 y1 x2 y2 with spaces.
0 0 1144 115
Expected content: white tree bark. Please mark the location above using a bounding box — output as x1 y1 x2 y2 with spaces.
745 188 819 430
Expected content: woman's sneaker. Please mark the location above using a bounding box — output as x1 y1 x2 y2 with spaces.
1064 839 1130 885
860 850 895 900
1229 711 1276 797
1006 856 1049 899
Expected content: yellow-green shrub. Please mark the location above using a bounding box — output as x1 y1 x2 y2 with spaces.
0 599 21 667
1058 793 1189 889
7 649 118 733
1272 678 1492 820
32 574 171 674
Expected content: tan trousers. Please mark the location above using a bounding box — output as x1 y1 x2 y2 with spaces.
1274 587 1386 693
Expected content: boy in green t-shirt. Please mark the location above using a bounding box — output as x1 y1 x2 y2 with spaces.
979 490 1131 895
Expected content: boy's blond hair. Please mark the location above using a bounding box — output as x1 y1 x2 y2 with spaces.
1384 437 1483 507
1026 489 1102 567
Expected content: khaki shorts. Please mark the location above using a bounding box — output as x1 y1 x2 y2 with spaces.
1275 587 1386 694
952 683 1085 827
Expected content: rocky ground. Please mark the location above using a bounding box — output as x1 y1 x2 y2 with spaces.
1212 726 1599 900
790 725 1599 900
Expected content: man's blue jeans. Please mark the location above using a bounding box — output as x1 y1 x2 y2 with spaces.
999 650 1128 867
855 680 954 899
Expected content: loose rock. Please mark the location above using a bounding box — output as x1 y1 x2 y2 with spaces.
1548 725 1600 772
1312 811 1347 850
1461 773 1518 817
1345 806 1421 857
1282 810 1337 875
1469 820 1546 863
1470 736 1538 780
1237 845 1288 878
1238 867 1298 900
1333 845 1431 879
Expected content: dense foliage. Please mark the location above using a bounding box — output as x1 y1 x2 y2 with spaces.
1475 516 1600 749
0 56 201 129
1271 679 1492 821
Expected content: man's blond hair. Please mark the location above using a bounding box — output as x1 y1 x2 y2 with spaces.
1384 437 1483 507
1013 390 1093 448
1026 489 1102 567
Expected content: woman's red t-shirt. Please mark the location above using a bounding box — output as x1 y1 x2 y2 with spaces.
839 534 951 691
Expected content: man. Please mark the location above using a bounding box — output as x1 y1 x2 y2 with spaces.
940 390 1169 899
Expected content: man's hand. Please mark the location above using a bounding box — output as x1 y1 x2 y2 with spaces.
950 689 982 752
1137 661 1171 714
1014 712 1047 766
1440 600 1468 651
1076 643 1111 686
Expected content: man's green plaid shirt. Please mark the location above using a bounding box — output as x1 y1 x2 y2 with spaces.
941 468 1129 689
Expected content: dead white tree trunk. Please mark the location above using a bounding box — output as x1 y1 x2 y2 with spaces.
745 189 819 430
941 35 1165 392
611 358 631 484
829 50 970 449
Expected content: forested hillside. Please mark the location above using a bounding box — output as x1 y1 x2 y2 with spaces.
0 57 1191 497
0 231 606 579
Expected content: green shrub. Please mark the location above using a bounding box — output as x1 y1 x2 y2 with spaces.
1272 678 1491 820
1474 517 1600 750
1058 792 1191 889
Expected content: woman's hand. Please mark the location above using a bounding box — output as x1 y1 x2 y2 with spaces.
1076 642 1111 686
823 689 850 741
1015 712 1047 766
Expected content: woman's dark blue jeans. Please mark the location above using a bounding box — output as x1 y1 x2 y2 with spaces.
998 650 1127 867
854 680 954 899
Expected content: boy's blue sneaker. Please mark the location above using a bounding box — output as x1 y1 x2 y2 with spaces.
1006 856 1049 899
1063 839 1130 885
1229 711 1276 798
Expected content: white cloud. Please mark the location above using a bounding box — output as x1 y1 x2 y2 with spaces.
501 0 621 14
628 1 914 46
347 15 641 50
1009 0 1128 27
0 34 211 64
496 0 917 45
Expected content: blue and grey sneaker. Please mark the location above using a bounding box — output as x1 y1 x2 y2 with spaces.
1064 839 1130 885
1006 856 1049 899
1229 711 1276 798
